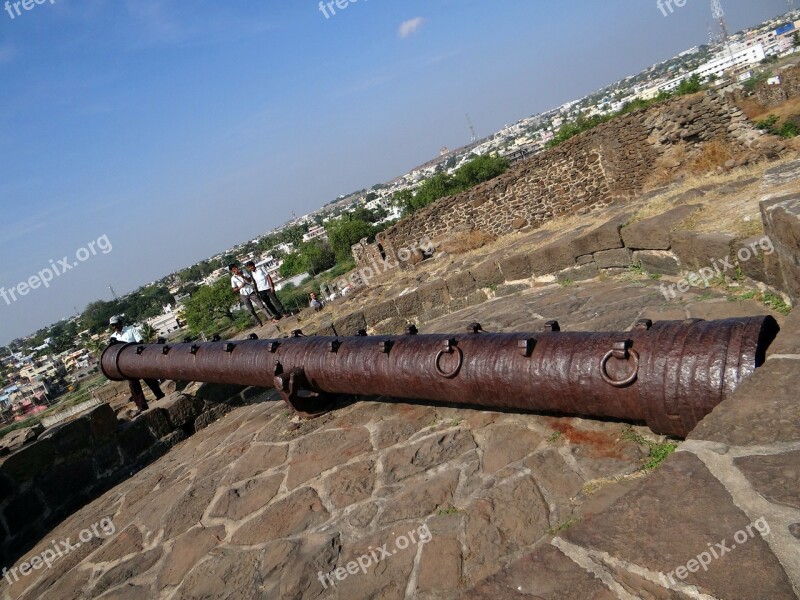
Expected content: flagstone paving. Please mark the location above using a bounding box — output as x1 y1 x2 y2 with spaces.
0 275 792 600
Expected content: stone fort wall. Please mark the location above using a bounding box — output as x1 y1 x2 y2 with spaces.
353 92 768 270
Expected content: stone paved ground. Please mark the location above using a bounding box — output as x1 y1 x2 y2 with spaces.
0 276 787 600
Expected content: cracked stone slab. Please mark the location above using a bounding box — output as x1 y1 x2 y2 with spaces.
561 452 795 600
461 543 618 599
734 451 800 511
690 358 800 446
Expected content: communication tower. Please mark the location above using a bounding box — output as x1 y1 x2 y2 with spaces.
466 114 478 143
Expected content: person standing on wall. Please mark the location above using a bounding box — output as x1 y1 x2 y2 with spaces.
109 315 165 415
230 264 271 327
245 261 289 321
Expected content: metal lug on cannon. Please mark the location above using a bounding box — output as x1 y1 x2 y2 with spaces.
273 367 336 420
518 338 535 357
328 340 341 353
405 324 418 335
357 329 368 337
435 338 463 379
162 345 171 355
634 319 653 331
543 321 561 332
190 344 200 355
211 334 222 342
248 333 259 340
268 341 280 353
157 337 167 345
292 329 304 338
468 323 483 333
378 340 393 354
612 339 632 359
274 361 283 376
136 346 145 355
225 343 236 353
183 337 192 344
600 339 640 388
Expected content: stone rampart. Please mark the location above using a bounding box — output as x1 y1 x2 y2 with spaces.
0 383 265 566
354 92 770 270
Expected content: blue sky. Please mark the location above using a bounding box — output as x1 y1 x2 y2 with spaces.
0 0 791 343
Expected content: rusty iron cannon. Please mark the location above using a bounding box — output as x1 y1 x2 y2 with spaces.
100 316 779 438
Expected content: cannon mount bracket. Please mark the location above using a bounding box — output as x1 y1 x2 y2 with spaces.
274 367 336 420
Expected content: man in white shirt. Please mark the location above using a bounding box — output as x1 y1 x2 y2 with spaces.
109 315 165 414
245 261 287 321
230 264 271 327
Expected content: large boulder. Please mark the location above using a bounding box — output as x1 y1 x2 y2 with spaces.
760 192 800 303
0 423 44 455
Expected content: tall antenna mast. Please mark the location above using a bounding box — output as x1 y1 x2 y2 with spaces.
710 0 730 42
707 22 718 47
466 114 478 143
109 285 118 300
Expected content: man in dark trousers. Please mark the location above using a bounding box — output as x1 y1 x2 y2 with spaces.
230 264 272 327
245 261 288 320
109 315 165 415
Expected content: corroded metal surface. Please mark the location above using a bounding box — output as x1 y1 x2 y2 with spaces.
101 317 779 437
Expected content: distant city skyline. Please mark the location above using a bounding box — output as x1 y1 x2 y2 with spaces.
0 0 792 344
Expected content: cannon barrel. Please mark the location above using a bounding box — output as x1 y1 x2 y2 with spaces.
101 316 779 438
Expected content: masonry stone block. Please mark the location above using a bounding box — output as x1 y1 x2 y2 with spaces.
159 394 202 430
529 242 576 276
760 192 800 303
117 420 157 463
498 254 534 280
1 440 55 486
333 311 368 336
471 259 504 288
622 204 703 250
40 419 92 458
192 383 248 405
594 248 633 269
633 251 681 276
85 403 119 442
445 271 478 298
394 291 422 318
558 264 599 283
417 281 449 311
364 300 399 326
670 231 736 272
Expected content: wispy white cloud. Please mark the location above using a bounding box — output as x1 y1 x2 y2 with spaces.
123 0 278 49
426 50 462 66
0 42 17 65
398 17 425 39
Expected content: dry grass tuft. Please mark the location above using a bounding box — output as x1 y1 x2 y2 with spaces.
644 144 688 190
689 139 735 175
440 229 497 254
